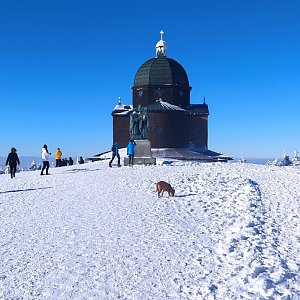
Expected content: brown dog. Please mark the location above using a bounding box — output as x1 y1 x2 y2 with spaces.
156 181 175 198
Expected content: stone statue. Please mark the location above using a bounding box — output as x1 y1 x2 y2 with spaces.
129 105 150 140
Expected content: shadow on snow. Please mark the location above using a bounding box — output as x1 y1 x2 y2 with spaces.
0 187 53 195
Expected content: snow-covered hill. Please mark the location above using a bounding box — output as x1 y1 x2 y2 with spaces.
1 160 300 299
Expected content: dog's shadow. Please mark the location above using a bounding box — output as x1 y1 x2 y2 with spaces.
174 193 197 198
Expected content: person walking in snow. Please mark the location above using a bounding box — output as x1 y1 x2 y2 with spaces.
55 147 62 167
109 142 121 167
41 144 51 175
5 147 20 178
127 139 136 167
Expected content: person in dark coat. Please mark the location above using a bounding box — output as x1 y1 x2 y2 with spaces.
127 139 136 167
68 157 74 166
6 147 20 178
109 142 121 167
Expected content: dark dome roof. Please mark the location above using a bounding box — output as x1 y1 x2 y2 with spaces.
133 56 189 87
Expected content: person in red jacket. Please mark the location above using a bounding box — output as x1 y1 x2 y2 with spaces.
6 147 20 179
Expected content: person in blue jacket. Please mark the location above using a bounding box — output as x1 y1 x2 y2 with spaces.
127 139 136 167
109 142 121 167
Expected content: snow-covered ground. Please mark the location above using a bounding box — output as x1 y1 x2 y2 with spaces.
1 157 300 299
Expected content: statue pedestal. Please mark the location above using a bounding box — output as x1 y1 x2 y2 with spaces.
124 140 156 166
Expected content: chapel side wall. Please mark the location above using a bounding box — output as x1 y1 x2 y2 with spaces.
149 111 189 148
188 114 208 148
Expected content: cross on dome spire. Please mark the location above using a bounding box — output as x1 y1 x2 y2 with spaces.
156 30 167 57
160 30 164 40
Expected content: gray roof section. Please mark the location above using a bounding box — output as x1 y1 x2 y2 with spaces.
152 148 215 161
146 100 187 112
152 148 233 162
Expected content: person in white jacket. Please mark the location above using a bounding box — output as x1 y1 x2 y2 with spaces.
41 144 51 175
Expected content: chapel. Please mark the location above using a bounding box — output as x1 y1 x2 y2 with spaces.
112 31 209 150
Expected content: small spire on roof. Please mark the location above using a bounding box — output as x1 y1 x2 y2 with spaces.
156 30 167 57
203 97 206 104
118 97 121 104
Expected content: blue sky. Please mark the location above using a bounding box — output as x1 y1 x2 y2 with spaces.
0 0 299 159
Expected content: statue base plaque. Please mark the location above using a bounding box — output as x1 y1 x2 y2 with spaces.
124 140 156 166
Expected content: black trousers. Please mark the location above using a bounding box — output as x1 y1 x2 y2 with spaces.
56 159 61 167
9 164 17 178
41 161 50 174
128 154 134 165
109 153 120 166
